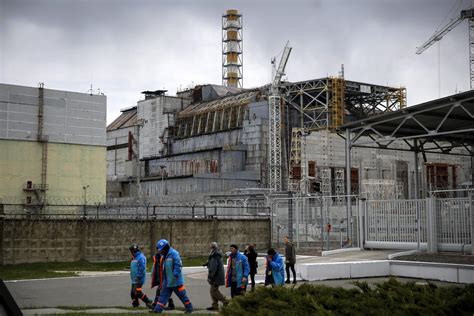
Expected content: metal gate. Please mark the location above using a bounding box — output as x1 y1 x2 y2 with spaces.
362 193 473 253
364 199 427 250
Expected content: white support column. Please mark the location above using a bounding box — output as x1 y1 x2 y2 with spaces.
425 196 438 253
358 199 365 249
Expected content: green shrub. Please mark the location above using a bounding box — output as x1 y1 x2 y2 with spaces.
220 278 474 316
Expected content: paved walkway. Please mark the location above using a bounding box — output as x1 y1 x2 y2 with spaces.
13 249 404 315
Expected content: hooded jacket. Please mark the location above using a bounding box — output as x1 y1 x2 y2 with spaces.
207 247 225 286
268 252 285 285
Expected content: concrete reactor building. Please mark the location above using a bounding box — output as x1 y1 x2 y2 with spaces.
0 83 107 208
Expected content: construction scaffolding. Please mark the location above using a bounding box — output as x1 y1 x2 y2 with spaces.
330 77 345 130
282 78 406 132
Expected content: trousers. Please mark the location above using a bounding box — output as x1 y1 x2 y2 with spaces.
153 282 193 313
210 284 228 307
130 283 152 307
286 263 296 281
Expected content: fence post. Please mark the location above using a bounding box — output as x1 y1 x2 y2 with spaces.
358 199 365 249
470 192 474 255
212 217 218 242
295 196 300 249
80 217 87 261
320 198 324 253
425 196 437 253
0 204 4 265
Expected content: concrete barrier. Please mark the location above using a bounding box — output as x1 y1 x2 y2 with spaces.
300 260 474 284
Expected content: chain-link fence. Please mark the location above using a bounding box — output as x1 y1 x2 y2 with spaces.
269 194 359 252
0 203 270 220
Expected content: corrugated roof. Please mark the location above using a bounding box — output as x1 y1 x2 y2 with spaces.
107 107 137 131
178 89 262 119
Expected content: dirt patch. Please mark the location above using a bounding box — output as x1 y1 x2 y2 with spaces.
395 253 474 265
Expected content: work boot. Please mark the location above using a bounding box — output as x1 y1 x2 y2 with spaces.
206 306 219 311
184 303 194 314
293 280 297 284
285 279 290 284
164 298 175 310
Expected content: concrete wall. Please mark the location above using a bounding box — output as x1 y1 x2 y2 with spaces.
106 126 135 180
0 218 271 264
138 96 190 159
0 139 106 203
0 83 106 146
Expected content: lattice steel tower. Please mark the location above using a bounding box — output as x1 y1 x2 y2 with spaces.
222 9 243 88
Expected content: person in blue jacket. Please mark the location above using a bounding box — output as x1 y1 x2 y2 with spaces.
225 244 250 298
150 250 175 310
265 248 285 286
152 239 193 314
129 244 153 308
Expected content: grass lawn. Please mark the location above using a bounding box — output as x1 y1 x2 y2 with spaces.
0 256 207 281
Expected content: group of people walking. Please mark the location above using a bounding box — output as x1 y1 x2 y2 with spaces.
128 236 297 313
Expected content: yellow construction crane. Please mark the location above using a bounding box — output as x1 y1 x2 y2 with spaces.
416 7 474 89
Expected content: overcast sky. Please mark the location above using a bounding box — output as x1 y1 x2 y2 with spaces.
0 0 471 123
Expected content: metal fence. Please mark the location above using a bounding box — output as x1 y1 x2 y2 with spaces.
362 191 473 253
0 203 270 220
364 199 427 250
269 194 359 251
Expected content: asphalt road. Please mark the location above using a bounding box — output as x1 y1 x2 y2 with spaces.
6 270 463 311
6 270 227 310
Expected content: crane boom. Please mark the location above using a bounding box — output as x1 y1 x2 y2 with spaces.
272 41 293 92
416 8 474 89
416 15 464 54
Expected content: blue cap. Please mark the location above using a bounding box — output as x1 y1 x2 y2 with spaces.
156 239 169 251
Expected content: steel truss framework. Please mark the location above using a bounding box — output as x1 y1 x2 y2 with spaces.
281 78 406 131
342 91 474 156
341 90 474 205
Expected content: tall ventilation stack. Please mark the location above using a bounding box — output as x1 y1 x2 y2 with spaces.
222 9 243 88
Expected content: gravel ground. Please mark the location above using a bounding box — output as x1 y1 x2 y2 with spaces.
395 253 474 265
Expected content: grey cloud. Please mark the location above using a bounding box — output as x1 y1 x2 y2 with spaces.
0 0 470 122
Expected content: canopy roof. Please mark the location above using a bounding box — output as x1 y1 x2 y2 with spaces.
340 90 474 156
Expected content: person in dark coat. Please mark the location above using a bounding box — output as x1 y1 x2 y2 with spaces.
204 242 229 311
284 236 297 284
244 244 258 290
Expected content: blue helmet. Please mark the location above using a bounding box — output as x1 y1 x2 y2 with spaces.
156 239 169 251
